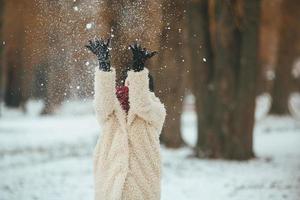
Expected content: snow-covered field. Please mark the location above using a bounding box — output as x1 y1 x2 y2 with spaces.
0 95 300 200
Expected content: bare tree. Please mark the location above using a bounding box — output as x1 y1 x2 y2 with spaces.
188 0 260 160
0 0 4 110
157 0 188 147
2 0 25 108
257 0 282 94
270 0 300 115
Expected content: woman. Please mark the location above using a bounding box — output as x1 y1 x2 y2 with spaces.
86 38 166 200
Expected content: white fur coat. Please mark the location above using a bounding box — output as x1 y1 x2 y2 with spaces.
93 68 166 200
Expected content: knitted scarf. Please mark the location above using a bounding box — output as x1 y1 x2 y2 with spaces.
116 86 129 114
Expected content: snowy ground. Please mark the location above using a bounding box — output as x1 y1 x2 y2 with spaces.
0 95 300 200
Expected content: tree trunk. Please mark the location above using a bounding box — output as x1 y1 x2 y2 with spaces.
40 1 69 114
0 0 4 109
157 0 187 148
187 0 215 156
257 0 282 94
270 0 300 115
232 0 260 159
190 0 260 160
2 0 25 108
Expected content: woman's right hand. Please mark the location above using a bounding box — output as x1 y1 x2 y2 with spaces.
129 42 157 72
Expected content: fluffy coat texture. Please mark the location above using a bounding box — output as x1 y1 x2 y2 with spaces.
93 68 166 200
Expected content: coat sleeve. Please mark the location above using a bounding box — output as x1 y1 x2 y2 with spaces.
127 68 166 131
93 68 117 125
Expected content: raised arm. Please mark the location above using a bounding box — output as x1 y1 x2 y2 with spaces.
86 38 116 124
94 69 116 124
127 43 166 130
127 69 166 130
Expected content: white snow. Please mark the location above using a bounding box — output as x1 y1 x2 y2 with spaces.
0 95 300 200
73 6 79 11
86 23 93 30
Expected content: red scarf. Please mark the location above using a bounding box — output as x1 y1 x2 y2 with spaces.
116 86 129 113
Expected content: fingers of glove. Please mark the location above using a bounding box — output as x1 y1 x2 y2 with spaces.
147 51 158 58
129 44 134 51
89 40 96 49
85 45 92 51
95 39 101 47
105 38 111 46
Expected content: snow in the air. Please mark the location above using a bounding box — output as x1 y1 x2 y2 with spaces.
0 94 300 200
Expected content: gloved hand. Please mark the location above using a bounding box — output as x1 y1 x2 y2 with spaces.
129 42 157 72
85 38 111 72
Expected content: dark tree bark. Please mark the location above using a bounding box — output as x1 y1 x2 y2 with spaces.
257 0 282 94
269 0 300 115
231 0 260 159
0 0 4 108
187 0 216 156
157 0 188 148
2 0 25 108
189 0 260 160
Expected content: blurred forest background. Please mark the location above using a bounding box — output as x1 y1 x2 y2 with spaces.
1 0 300 161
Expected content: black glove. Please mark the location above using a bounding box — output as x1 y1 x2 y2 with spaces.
129 42 157 72
85 38 111 72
